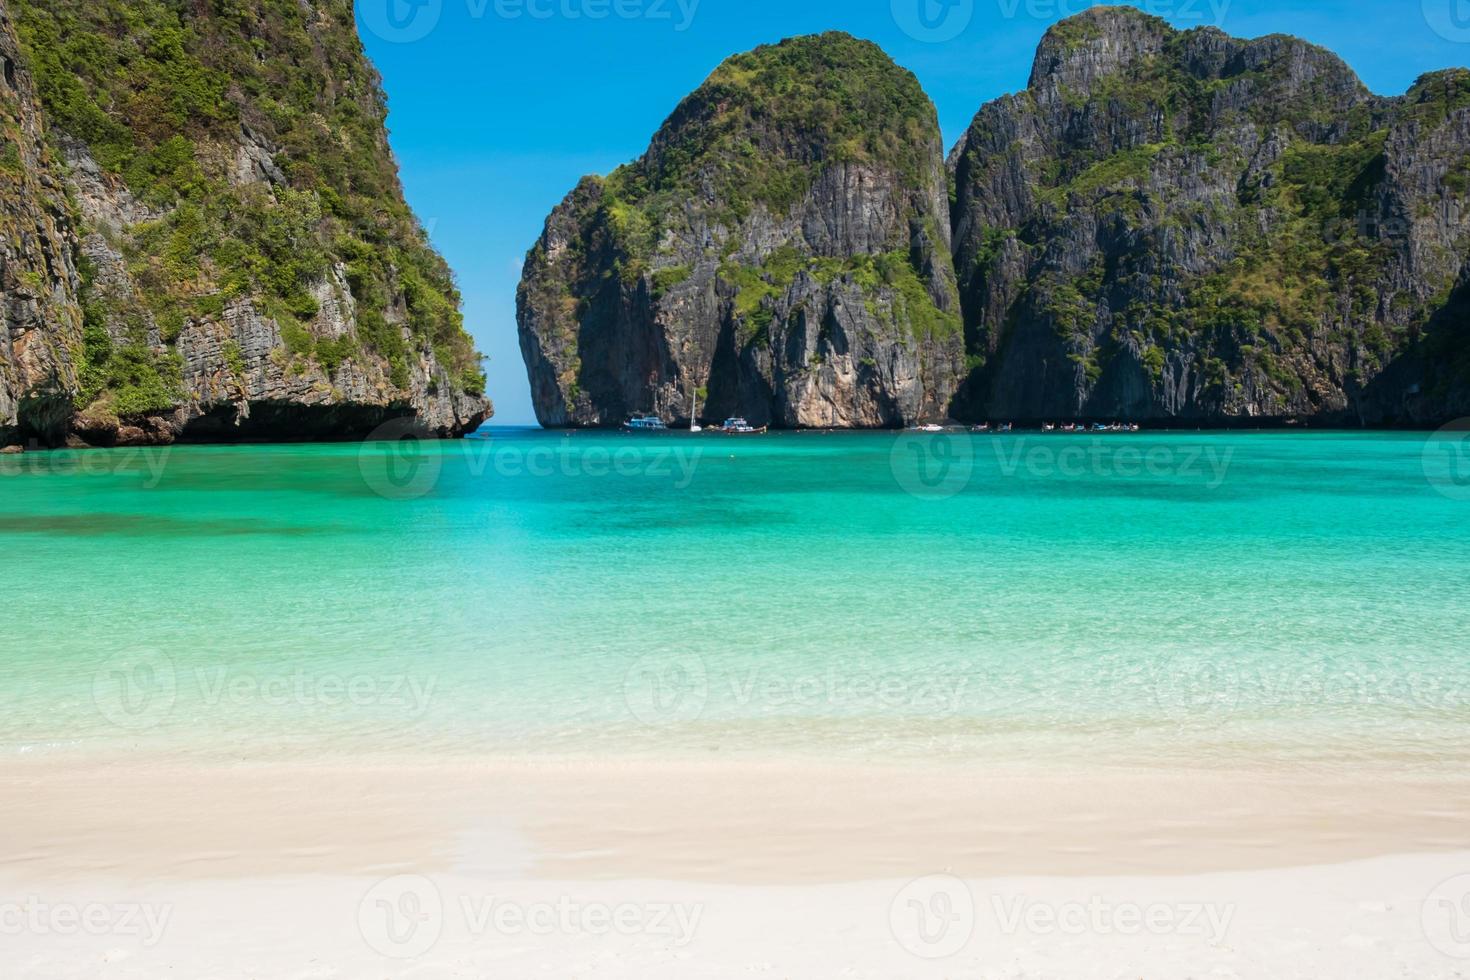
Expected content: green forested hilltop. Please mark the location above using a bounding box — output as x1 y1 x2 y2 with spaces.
0 0 487 445
604 32 941 234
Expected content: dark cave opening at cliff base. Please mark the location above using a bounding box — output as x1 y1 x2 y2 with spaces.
177 402 433 444
14 387 74 448
703 315 776 430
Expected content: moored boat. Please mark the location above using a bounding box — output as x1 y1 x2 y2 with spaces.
623 415 668 432
718 417 767 434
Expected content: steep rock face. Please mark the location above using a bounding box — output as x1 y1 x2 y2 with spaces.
950 7 1470 425
0 5 82 444
1 0 489 447
518 33 964 428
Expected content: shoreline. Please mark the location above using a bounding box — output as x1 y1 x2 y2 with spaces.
522 421 1466 434
1 422 1463 454
7 753 1470 885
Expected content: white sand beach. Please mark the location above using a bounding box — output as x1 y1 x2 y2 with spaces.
6 854 1469 979
4 756 1470 977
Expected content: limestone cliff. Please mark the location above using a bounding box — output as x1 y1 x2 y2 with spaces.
517 33 964 429
0 0 489 447
0 4 83 444
522 13 1470 428
949 6 1470 425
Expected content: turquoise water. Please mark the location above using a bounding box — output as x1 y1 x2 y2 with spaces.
3 428 1469 771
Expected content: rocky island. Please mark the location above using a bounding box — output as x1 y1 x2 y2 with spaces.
0 0 489 448
519 8 1470 428
518 32 964 429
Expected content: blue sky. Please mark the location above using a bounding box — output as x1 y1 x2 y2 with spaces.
357 0 1470 425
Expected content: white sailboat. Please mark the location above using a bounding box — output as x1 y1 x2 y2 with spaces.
689 389 702 432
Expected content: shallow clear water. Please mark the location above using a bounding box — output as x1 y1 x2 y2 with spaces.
3 427 1468 771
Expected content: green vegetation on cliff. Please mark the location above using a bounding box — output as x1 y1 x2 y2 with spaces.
12 0 485 402
592 30 947 312
592 33 957 351
517 31 964 428
953 6 1470 421
604 32 938 239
